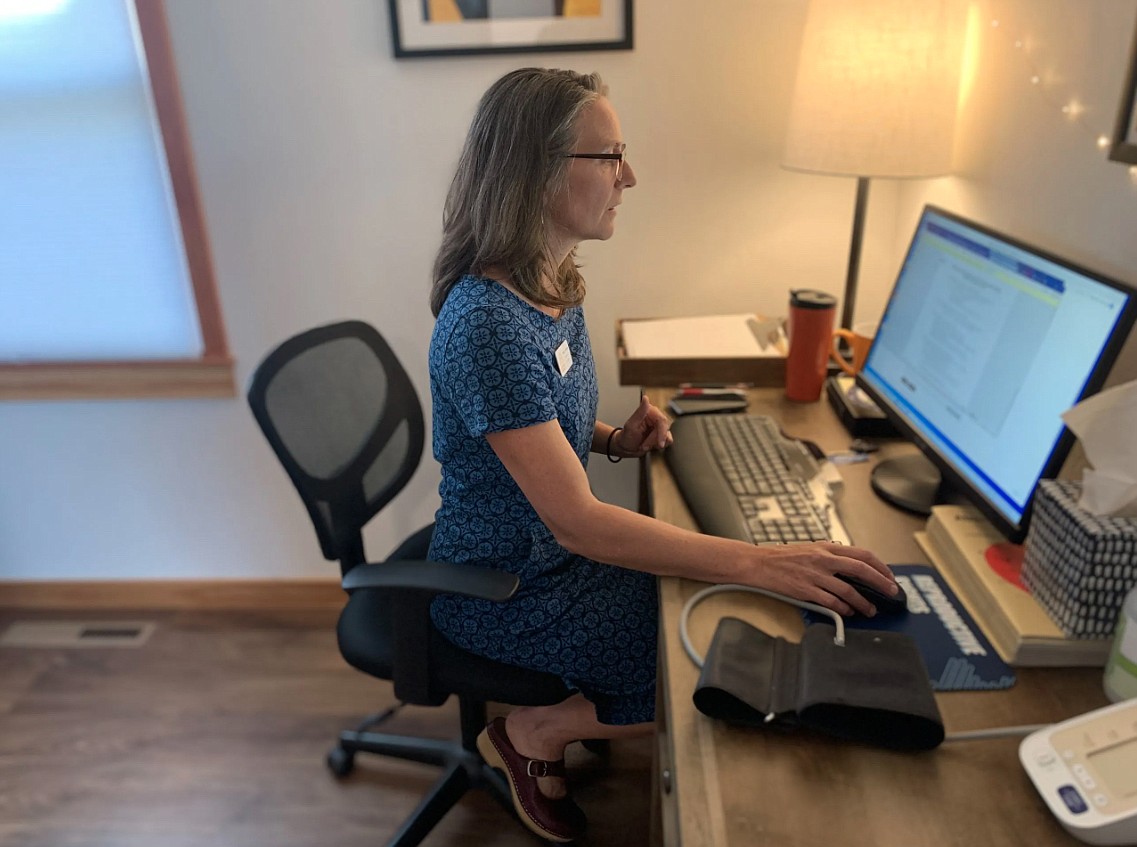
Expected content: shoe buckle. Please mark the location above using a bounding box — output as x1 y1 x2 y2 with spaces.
526 760 550 778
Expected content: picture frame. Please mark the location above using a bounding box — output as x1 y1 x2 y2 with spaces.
1108 20 1137 165
388 0 633 59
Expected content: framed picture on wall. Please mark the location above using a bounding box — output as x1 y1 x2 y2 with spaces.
1109 20 1137 165
388 0 633 59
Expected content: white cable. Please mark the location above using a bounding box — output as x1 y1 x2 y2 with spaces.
944 724 1050 742
678 583 846 670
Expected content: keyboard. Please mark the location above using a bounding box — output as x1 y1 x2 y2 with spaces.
665 414 850 545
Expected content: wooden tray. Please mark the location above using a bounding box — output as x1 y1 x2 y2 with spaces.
615 317 787 387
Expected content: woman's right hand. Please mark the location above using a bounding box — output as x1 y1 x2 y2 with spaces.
751 541 898 617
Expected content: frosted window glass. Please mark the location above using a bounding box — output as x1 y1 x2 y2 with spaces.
0 0 204 361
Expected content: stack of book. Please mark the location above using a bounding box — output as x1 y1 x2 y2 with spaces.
915 503 1111 667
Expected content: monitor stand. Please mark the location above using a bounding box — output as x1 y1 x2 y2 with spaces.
870 453 942 515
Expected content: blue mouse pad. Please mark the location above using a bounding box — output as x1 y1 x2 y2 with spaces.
803 564 1015 691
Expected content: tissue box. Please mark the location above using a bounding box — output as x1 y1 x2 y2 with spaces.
1022 480 1137 638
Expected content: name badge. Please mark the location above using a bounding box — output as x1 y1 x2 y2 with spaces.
554 340 573 376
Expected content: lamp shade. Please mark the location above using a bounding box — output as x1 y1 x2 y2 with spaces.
783 0 968 178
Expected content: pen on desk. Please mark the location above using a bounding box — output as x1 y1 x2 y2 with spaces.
827 452 871 465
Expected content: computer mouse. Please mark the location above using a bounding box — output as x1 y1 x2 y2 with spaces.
836 574 908 617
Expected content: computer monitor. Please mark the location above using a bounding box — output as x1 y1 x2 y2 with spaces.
856 205 1137 542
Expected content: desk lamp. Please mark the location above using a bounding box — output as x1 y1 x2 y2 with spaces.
782 0 969 331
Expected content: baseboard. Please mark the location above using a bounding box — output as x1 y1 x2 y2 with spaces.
0 579 344 610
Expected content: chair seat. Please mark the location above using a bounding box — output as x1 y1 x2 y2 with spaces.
249 322 576 845
338 587 574 706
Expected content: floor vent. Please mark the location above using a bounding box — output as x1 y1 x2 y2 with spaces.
0 621 156 648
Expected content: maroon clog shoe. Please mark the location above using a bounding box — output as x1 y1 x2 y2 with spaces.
477 717 586 843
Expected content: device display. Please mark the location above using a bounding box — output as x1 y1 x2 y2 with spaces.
1019 698 1137 845
857 206 1137 541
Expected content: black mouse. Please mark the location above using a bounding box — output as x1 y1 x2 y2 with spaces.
836 574 908 617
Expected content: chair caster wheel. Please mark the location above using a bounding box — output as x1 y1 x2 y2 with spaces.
327 746 355 777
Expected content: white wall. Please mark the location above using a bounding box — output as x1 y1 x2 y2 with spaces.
896 0 1137 388
1 0 1134 581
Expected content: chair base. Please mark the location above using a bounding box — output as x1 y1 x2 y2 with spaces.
328 698 519 847
333 730 515 847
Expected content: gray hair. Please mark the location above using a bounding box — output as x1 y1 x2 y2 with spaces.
430 67 608 317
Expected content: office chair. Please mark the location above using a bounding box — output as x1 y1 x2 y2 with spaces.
247 320 574 847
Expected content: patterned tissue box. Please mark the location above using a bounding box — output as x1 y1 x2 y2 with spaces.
1022 479 1137 638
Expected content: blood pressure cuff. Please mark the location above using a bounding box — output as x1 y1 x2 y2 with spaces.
693 618 945 751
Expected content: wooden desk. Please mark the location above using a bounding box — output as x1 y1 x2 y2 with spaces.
646 387 1108 847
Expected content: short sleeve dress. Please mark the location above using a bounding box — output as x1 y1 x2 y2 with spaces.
427 275 657 725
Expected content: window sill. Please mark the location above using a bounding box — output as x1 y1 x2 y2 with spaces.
0 357 236 401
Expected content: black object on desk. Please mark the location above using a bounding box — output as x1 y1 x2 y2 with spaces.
693 617 945 751
836 573 909 616
826 375 898 438
669 396 749 416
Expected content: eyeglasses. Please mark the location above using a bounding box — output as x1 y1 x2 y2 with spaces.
563 150 627 182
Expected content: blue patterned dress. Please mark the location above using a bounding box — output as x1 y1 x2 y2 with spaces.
427 276 657 725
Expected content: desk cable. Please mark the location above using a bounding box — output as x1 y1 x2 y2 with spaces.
678 583 846 669
943 724 1050 742
678 583 1049 742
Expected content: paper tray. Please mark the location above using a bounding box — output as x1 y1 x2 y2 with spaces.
615 317 787 387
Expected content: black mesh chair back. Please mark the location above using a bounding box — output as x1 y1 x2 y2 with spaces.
246 320 575 847
247 320 424 573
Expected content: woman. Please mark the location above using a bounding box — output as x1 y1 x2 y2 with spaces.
427 67 898 843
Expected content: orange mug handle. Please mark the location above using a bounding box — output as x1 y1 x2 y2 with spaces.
830 329 858 376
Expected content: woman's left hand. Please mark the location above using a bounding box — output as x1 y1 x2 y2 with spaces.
617 395 674 457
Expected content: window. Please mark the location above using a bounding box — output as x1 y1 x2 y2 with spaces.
0 0 233 399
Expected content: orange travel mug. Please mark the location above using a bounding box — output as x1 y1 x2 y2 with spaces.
785 289 837 402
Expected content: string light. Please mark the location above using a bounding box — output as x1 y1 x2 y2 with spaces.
988 8 1121 162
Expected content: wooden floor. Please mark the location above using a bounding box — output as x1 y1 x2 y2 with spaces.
0 607 652 847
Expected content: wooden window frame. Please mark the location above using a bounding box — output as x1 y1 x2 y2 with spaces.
0 0 234 401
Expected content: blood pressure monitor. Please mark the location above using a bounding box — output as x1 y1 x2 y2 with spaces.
1020 699 1137 845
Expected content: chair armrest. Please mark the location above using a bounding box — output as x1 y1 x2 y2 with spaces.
341 559 519 602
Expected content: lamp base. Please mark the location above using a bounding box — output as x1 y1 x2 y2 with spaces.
825 376 898 438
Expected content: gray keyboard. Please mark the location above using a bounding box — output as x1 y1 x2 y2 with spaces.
665 414 837 544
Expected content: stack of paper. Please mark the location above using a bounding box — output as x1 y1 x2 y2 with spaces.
915 503 1111 667
620 314 785 359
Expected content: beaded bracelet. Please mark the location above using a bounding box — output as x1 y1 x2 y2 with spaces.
606 427 624 463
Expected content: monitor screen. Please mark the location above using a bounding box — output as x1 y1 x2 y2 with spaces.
857 205 1137 541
